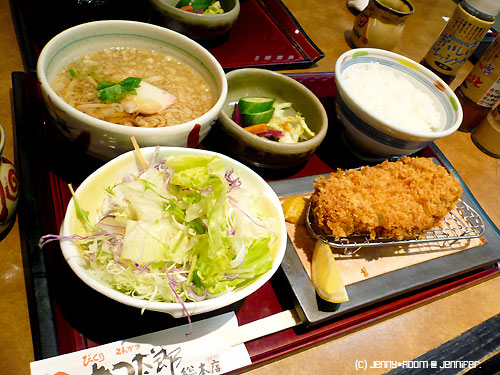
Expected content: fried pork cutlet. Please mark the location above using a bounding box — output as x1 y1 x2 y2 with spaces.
310 157 463 241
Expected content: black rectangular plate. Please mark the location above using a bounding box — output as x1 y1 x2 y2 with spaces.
268 147 500 327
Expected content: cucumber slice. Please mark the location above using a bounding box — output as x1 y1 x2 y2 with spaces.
176 0 191 8
176 0 211 9
191 1 211 10
241 108 275 126
238 97 276 114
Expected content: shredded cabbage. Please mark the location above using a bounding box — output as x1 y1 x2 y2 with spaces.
266 103 316 143
42 154 278 305
204 1 224 14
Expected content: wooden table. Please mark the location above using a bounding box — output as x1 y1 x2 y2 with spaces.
1 0 499 373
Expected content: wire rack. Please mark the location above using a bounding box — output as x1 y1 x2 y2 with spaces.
306 199 485 254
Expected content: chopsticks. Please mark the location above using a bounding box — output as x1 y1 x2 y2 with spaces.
131 136 148 170
220 309 301 347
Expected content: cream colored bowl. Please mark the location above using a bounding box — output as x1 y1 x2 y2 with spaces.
37 20 227 161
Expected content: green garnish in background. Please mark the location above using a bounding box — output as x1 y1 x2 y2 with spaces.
97 77 142 103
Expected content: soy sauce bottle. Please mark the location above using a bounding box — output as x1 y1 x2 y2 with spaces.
456 34 500 132
421 0 500 85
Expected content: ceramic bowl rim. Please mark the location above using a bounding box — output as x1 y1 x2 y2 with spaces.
36 20 228 137
219 68 328 153
334 48 463 140
59 146 287 317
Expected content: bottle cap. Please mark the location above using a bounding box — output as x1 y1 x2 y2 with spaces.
466 0 500 17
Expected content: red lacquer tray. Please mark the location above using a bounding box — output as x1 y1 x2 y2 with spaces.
12 71 500 367
10 0 324 74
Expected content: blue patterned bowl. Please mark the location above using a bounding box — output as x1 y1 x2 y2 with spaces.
334 48 462 160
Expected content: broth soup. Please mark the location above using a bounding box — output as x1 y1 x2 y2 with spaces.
51 47 216 127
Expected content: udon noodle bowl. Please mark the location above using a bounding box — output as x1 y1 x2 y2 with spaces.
50 47 216 127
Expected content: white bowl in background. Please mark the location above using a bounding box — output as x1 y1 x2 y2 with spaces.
37 20 227 161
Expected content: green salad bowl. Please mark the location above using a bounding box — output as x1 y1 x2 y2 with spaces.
59 147 287 318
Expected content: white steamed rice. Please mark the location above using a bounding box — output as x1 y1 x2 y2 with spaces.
342 62 442 132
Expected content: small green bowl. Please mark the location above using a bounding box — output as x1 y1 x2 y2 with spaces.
216 68 328 169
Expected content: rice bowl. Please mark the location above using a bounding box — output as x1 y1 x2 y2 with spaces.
334 48 462 160
341 62 443 133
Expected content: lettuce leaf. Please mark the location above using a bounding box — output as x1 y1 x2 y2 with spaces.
61 154 277 304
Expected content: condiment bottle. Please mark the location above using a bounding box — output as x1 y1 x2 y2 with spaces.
471 104 500 158
456 34 500 132
421 0 500 85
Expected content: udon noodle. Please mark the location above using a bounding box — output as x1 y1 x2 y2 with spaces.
51 47 216 127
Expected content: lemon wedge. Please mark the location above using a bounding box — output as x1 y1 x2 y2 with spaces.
311 240 349 303
281 196 308 224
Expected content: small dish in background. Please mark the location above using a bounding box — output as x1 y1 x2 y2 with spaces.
215 68 328 169
148 0 240 43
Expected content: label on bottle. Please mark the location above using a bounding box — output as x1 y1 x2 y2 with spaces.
461 36 500 108
423 4 493 77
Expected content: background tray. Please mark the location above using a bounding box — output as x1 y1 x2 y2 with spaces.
12 71 500 367
10 0 324 74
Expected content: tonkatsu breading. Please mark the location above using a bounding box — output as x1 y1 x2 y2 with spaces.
310 157 463 240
